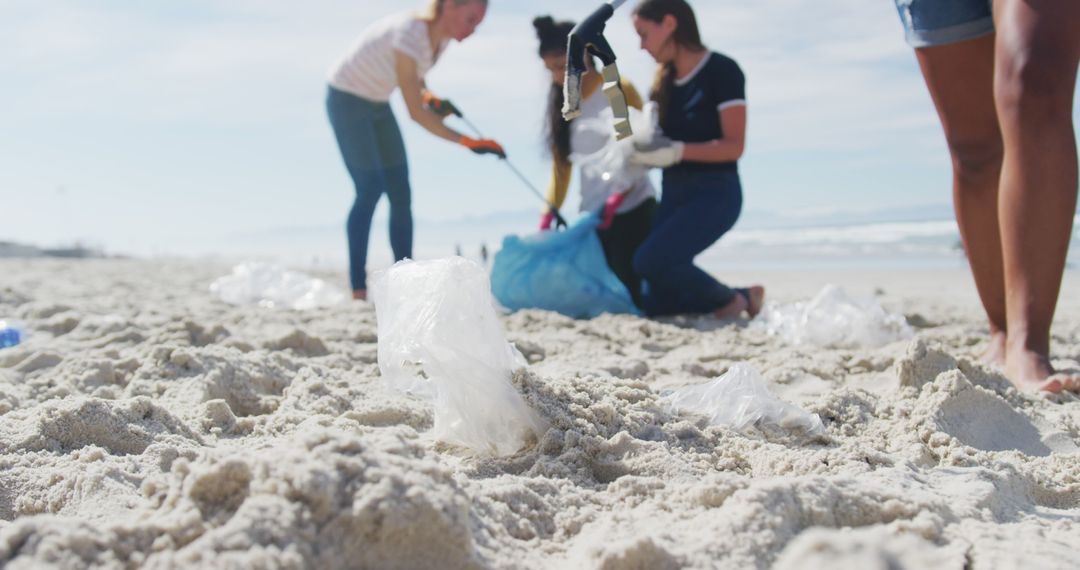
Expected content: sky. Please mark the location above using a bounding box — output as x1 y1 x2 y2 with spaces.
1 0 1077 259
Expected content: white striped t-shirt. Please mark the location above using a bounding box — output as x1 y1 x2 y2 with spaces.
328 12 449 102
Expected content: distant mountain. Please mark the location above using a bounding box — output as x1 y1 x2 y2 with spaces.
0 241 43 258
0 241 106 259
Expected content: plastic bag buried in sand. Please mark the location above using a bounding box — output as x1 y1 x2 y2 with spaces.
664 364 825 436
210 262 345 310
371 257 546 457
753 284 913 349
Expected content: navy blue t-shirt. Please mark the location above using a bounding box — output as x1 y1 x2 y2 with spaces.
661 51 745 173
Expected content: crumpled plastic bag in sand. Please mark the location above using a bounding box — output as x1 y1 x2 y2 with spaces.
209 262 345 310
752 284 913 349
371 256 547 457
664 364 825 437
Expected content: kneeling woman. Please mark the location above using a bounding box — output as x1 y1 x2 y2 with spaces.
533 15 657 309
630 0 763 318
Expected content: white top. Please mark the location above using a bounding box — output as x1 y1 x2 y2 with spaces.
328 12 449 102
571 87 656 214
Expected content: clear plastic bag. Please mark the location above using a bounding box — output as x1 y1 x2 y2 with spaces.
753 284 913 349
370 257 546 456
570 105 654 196
664 364 825 436
209 262 345 310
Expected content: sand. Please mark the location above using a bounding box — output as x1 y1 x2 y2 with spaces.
1 258 1078 569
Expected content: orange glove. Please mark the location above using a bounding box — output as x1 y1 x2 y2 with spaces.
598 192 626 230
459 135 506 158
422 91 461 118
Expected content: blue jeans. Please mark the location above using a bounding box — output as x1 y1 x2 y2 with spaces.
894 0 993 48
633 169 742 317
326 86 413 291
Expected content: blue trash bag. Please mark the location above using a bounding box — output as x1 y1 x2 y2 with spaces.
490 212 641 318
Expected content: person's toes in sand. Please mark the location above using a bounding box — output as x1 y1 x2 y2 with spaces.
1005 345 1080 393
744 285 765 318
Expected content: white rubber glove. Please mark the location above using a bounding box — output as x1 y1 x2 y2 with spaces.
631 134 685 168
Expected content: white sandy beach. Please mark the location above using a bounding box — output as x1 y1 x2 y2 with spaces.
1 258 1078 569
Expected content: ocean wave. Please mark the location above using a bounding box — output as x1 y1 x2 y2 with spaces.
724 220 960 247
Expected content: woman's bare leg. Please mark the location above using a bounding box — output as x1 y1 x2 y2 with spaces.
994 0 1080 391
915 35 1008 364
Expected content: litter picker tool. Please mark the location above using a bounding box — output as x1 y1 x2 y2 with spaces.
563 0 632 140
452 110 569 230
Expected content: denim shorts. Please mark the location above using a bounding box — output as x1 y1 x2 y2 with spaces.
894 0 994 48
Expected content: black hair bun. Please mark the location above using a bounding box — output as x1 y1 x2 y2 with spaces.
533 15 556 37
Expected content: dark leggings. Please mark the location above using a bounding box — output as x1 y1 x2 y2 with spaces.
326 86 413 291
633 169 742 316
598 198 656 309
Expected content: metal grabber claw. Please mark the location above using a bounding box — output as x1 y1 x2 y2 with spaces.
562 0 632 140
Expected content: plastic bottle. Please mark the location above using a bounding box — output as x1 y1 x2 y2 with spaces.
0 320 24 348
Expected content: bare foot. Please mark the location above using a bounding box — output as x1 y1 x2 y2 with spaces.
1004 345 1080 393
352 289 367 301
980 330 1007 367
713 294 747 320
745 285 765 318
713 286 765 320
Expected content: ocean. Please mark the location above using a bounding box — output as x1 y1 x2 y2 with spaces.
203 209 1078 276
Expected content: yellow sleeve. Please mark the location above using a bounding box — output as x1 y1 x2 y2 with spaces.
621 79 645 111
546 157 572 211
